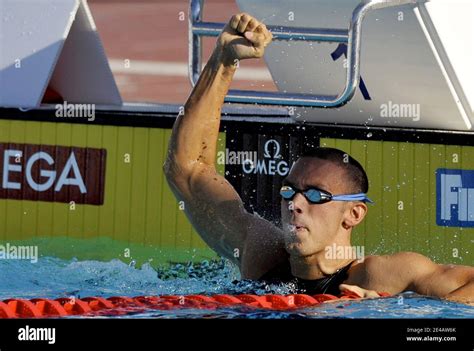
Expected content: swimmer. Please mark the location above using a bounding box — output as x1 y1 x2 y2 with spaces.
164 13 474 303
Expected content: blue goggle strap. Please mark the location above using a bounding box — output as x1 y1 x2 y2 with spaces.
331 193 374 204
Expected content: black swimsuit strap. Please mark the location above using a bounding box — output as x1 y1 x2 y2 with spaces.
292 260 356 295
259 259 356 296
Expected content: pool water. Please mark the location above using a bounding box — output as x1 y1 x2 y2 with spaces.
1 257 473 319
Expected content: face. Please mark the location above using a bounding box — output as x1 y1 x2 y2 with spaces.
281 157 354 257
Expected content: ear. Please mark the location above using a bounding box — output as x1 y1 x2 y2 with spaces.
342 202 368 229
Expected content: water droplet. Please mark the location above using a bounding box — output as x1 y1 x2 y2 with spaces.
367 132 372 138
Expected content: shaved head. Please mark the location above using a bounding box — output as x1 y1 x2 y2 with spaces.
299 147 368 194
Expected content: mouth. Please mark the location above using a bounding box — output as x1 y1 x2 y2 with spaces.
288 223 307 233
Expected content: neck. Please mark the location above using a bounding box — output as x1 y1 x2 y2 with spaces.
289 243 355 280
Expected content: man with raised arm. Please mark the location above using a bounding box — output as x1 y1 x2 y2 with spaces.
164 13 474 304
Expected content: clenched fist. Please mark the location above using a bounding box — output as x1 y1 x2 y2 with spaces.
217 13 273 65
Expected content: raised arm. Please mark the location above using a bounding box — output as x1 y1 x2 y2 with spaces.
164 14 286 278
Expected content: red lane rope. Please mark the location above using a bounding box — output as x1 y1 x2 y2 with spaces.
0 292 390 318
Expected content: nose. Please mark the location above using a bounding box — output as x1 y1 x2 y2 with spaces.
289 192 306 214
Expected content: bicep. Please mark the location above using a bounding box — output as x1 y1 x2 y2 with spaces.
347 252 474 297
414 264 474 297
377 252 474 297
169 164 287 276
167 164 270 266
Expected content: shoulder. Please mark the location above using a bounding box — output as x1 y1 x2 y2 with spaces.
363 252 438 277
347 252 439 293
365 251 435 267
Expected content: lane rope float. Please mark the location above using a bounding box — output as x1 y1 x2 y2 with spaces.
0 292 390 318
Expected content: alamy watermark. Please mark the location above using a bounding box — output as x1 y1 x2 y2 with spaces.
380 101 420 122
18 325 55 344
217 148 257 166
324 244 365 261
0 243 38 263
55 101 95 122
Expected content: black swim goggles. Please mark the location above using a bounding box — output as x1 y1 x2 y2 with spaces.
280 185 373 204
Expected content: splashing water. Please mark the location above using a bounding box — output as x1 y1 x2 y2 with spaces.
0 257 473 318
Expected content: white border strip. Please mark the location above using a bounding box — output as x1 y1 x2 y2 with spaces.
109 59 273 81
414 5 472 130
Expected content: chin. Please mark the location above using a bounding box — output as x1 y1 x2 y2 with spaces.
285 235 326 258
285 241 312 257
